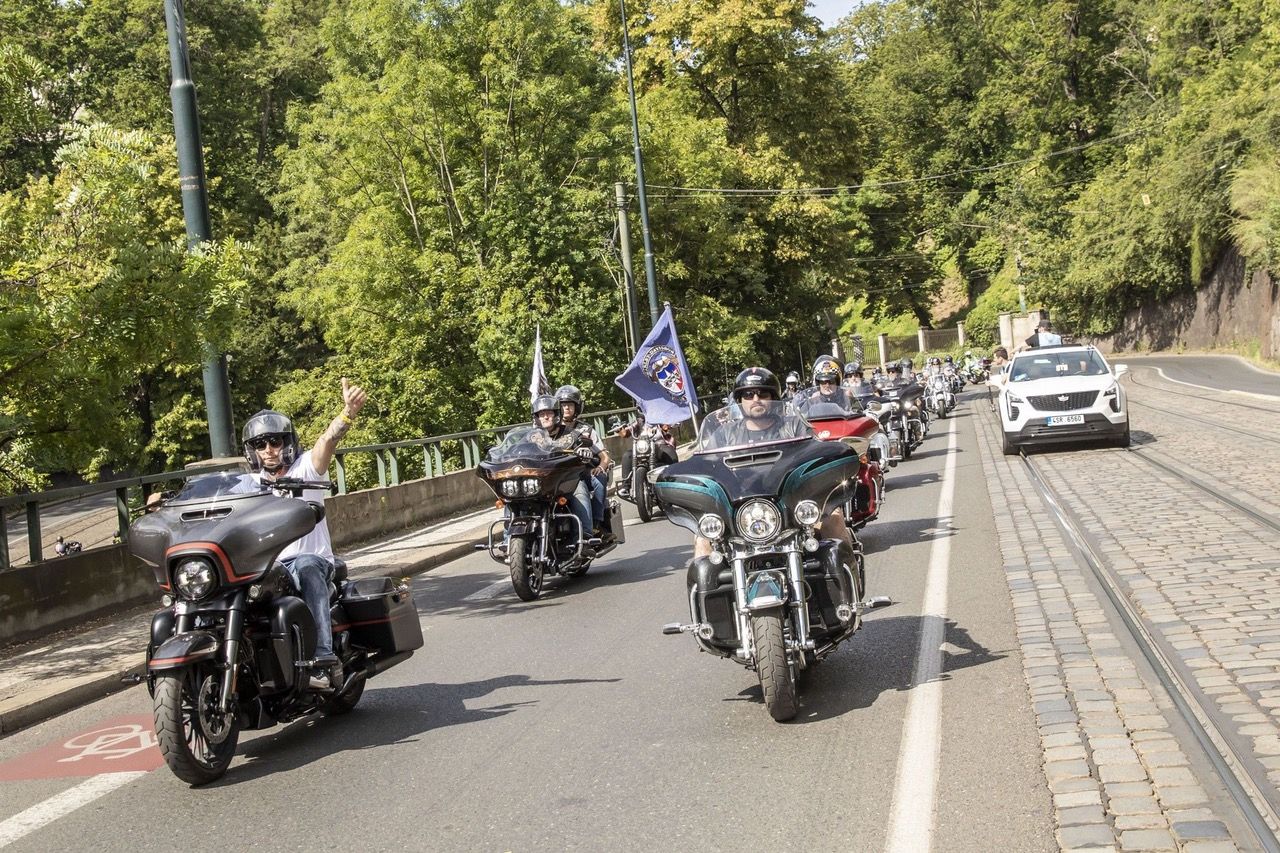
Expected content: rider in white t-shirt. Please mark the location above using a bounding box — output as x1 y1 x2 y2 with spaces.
241 378 367 689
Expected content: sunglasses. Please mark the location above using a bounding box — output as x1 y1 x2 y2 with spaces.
739 390 774 400
248 435 286 451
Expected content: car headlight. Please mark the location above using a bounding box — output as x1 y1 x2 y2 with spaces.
736 500 781 543
521 478 540 496
174 558 216 600
794 500 821 527
501 480 519 497
698 514 725 539
1103 384 1118 397
635 438 652 454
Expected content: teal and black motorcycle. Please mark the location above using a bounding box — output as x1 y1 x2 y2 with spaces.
657 400 878 721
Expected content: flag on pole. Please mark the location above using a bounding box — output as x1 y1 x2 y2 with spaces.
614 304 699 424
529 324 550 403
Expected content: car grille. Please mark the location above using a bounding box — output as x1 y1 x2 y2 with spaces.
1028 391 1099 411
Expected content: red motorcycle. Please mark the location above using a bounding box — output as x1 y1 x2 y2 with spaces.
805 402 886 530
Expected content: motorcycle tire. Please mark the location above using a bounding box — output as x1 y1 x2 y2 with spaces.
901 431 913 460
752 610 798 722
508 536 542 601
153 666 240 785
321 674 365 716
634 464 652 523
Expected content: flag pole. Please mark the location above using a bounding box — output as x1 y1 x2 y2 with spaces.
664 302 700 436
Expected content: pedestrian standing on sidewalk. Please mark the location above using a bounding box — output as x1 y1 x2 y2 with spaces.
241 377 368 690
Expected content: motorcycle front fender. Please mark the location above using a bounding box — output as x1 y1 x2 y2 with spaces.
506 516 540 538
149 630 219 671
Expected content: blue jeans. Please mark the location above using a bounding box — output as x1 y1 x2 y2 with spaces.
569 480 593 540
590 471 608 527
282 554 335 660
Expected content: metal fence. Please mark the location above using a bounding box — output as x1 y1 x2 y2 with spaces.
0 406 635 571
883 335 920 363
921 328 961 351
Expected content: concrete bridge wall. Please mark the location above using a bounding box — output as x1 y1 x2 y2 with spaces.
0 435 625 648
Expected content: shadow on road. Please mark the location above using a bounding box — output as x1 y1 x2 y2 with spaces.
221 673 621 785
859 516 957 555
723 615 1006 724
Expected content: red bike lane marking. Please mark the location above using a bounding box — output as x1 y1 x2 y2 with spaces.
0 715 163 781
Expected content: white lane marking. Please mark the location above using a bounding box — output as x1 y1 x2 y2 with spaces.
884 417 959 853
0 771 147 848
462 579 510 602
1148 366 1280 402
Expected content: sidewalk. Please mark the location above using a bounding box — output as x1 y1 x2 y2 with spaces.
0 506 502 736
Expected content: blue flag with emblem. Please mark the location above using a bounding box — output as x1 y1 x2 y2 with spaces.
614 304 699 425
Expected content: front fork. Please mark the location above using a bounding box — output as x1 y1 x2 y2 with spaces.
733 550 811 663
218 591 246 714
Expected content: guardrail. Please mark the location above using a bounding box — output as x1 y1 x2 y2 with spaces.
0 407 635 571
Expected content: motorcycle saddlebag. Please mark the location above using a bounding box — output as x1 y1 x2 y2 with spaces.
339 577 424 655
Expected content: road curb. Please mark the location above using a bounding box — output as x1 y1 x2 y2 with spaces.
0 536 485 739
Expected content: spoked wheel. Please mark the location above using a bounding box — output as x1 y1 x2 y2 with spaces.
634 465 652 523
752 610 798 722
508 536 543 601
153 666 240 785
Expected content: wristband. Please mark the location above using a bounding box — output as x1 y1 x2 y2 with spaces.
339 412 354 425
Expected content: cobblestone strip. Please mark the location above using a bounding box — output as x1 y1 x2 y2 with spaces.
1037 443 1280 802
973 410 1242 852
1122 374 1280 521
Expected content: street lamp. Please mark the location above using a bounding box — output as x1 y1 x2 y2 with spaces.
164 0 235 458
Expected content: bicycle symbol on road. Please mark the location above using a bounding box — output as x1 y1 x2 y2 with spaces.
57 725 158 763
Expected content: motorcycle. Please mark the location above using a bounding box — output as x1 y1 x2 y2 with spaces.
655 401 873 722
805 402 886 529
945 365 965 393
967 358 992 383
615 420 674 523
477 426 624 600
927 373 953 419
130 473 424 785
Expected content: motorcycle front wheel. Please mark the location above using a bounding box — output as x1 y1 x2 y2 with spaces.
508 536 543 601
634 464 652 523
153 665 240 785
752 611 798 722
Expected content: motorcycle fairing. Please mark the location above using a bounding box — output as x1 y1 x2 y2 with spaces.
149 630 219 670
652 477 735 536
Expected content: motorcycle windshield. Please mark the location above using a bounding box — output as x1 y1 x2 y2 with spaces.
696 402 813 453
169 471 269 504
487 425 574 462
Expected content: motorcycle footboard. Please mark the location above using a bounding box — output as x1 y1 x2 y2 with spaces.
340 578 424 655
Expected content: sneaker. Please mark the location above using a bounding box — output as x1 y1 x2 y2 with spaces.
308 668 334 691
310 655 340 691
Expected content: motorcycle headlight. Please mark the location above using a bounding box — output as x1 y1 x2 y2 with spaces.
521 478 540 496
794 500 821 527
635 438 652 454
501 479 520 497
736 500 781 543
174 558 216 600
698 514 725 539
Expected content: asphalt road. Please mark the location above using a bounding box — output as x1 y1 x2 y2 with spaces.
1120 353 1280 397
0 401 1052 852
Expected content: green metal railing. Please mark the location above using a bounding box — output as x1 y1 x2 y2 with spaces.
0 407 635 570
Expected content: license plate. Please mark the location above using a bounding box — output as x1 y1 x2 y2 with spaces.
1047 414 1084 426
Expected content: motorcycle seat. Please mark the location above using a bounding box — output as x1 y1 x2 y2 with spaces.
332 558 349 582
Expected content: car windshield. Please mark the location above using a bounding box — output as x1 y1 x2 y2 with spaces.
171 471 269 503
1009 350 1109 382
696 401 813 453
487 425 573 461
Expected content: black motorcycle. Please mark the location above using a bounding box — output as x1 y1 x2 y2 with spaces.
477 426 624 601
655 401 876 722
616 420 676 523
130 473 423 785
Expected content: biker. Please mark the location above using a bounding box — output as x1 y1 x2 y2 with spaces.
555 385 615 544
782 371 802 403
617 413 678 487
530 394 595 547
801 355 858 412
841 361 862 390
845 367 876 400
241 377 367 690
694 368 854 558
961 349 981 375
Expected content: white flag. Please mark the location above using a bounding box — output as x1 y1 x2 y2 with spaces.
529 324 550 402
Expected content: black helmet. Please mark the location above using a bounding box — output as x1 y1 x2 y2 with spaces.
844 361 861 377
812 356 841 384
531 394 559 427
944 355 954 364
899 358 913 372
886 362 901 374
785 371 800 388
242 409 301 473
929 357 942 366
732 367 781 401
554 384 583 418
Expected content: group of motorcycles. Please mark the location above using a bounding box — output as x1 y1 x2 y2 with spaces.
128 358 966 786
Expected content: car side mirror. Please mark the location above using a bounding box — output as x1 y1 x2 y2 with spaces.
1114 363 1128 377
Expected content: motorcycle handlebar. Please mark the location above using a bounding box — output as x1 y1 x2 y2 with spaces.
269 478 339 495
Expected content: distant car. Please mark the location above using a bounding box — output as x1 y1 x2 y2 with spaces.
998 345 1129 455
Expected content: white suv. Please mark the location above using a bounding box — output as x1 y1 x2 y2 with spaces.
998 345 1129 455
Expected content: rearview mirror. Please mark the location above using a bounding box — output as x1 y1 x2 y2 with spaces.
1114 363 1129 377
